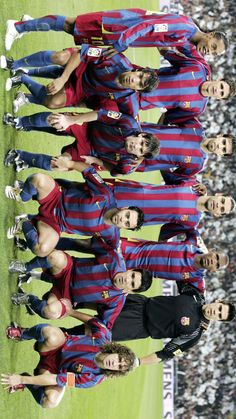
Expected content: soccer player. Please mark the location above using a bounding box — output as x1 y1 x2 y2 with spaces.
5 162 144 257
3 111 235 178
1 312 137 407
3 109 160 176
5 10 228 58
9 247 152 325
4 45 158 116
109 283 236 364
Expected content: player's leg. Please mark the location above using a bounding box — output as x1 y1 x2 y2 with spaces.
38 371 66 409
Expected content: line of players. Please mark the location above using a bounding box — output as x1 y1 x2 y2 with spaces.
1 9 236 409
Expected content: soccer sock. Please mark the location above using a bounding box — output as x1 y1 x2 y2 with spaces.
25 385 45 406
15 15 66 34
27 295 48 318
20 176 38 201
20 74 47 105
12 51 55 70
26 256 52 271
17 150 52 171
27 65 64 79
22 221 39 251
20 112 51 130
21 324 48 342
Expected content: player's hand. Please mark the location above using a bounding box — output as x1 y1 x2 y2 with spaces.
81 155 104 167
48 113 77 131
47 77 66 95
103 47 120 59
1 373 22 389
193 183 207 196
60 298 73 318
51 156 71 171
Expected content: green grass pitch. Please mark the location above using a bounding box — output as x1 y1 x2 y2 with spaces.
0 1 163 418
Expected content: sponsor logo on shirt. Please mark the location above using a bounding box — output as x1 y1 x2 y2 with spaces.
182 272 190 280
75 364 83 373
101 290 110 299
181 215 189 222
108 93 115 100
184 156 192 163
183 101 191 108
87 47 103 57
107 110 122 120
154 23 168 32
181 316 190 326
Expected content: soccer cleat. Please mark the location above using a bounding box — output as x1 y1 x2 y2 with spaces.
5 73 22 91
5 20 23 51
4 149 20 167
8 383 25 394
13 91 29 113
7 213 28 240
9 260 27 274
14 236 28 251
0 55 14 70
15 160 29 172
11 291 30 306
6 322 25 340
18 273 32 287
5 185 22 202
3 112 21 129
14 180 24 190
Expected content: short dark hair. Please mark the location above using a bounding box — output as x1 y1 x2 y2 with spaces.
132 269 153 292
222 134 236 156
213 31 229 51
218 301 236 322
100 342 136 377
141 132 160 158
139 68 159 92
128 206 144 231
222 79 236 99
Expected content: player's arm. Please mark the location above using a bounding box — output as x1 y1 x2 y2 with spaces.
47 49 81 95
68 310 93 323
48 111 99 131
51 157 91 172
139 353 162 365
1 373 58 388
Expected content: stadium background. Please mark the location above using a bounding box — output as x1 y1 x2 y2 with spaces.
0 1 235 419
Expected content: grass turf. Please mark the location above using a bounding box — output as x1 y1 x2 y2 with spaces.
0 1 163 418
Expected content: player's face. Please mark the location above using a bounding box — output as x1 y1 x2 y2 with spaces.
95 353 128 371
113 270 142 291
197 34 225 56
111 209 138 229
199 252 228 272
206 136 233 156
201 81 230 99
118 71 150 90
205 196 232 217
125 134 150 157
202 302 229 321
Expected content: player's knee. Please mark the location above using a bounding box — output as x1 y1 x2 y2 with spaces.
34 242 53 257
52 50 70 66
47 250 67 271
42 387 65 409
43 303 61 320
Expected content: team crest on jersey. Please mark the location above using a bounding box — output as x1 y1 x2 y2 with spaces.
87 47 103 57
92 173 104 184
82 38 89 44
102 290 110 299
108 93 115 100
115 153 121 161
183 101 191 108
181 316 190 326
107 110 122 120
75 364 83 373
181 215 189 222
182 272 190 280
173 349 183 357
154 23 168 32
184 156 192 163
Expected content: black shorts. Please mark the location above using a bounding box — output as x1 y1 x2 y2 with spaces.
112 294 150 341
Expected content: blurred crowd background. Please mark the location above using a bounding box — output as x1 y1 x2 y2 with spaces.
168 0 236 417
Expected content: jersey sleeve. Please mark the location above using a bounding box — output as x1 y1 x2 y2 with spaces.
155 325 204 361
113 21 157 52
177 281 206 299
82 166 113 197
99 294 126 330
